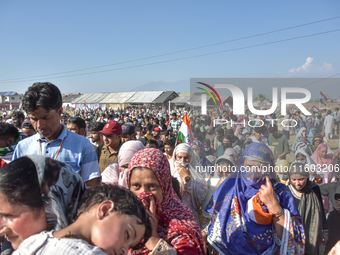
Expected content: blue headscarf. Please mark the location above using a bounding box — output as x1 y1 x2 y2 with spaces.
307 127 318 144
204 143 304 255
191 140 212 169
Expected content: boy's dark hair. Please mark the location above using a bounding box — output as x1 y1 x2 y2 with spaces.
160 130 168 136
146 124 153 131
146 139 159 149
68 117 86 130
164 138 175 148
88 122 106 132
0 123 20 142
268 124 278 133
75 184 152 250
254 126 264 134
23 82 62 113
11 111 25 120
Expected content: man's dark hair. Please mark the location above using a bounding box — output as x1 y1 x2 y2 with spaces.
60 115 68 121
146 123 153 131
75 184 152 250
138 137 148 146
68 117 86 130
268 124 278 133
160 130 168 136
88 122 106 132
11 111 25 121
0 123 20 142
164 138 175 148
23 82 62 113
223 134 233 141
254 126 264 134
146 139 159 149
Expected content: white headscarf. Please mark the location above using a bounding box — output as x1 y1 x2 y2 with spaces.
293 148 324 183
170 143 203 181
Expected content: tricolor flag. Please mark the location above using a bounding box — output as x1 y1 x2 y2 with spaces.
320 91 328 105
19 102 22 109
176 114 192 145
9 102 13 110
312 105 322 114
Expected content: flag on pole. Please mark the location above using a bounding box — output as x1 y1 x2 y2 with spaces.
9 102 13 110
320 91 328 105
19 102 22 109
176 114 192 145
312 105 322 114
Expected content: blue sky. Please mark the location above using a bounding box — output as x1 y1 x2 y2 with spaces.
0 1 339 95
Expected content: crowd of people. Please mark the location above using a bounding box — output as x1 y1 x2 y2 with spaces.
0 82 340 255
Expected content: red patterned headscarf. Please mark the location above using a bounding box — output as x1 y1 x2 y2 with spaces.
127 148 206 255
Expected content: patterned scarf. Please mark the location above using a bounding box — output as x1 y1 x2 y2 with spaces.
128 148 206 255
204 143 305 255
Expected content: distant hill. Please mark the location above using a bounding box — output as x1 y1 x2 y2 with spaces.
129 80 190 92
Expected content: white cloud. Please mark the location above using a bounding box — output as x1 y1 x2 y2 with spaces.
289 57 313 73
322 62 333 71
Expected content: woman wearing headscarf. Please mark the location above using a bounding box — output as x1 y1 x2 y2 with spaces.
234 126 244 141
319 172 340 254
203 143 305 255
102 140 145 187
287 162 327 255
214 134 233 158
214 155 236 188
306 117 314 135
242 138 253 150
307 127 318 144
0 155 85 253
294 130 310 152
170 143 208 225
312 143 336 213
293 148 323 183
306 134 323 156
223 148 239 169
128 148 206 255
291 127 307 151
191 140 213 169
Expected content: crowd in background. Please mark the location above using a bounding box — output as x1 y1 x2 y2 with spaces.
1 82 340 255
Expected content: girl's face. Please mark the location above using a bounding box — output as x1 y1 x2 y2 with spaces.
314 140 322 147
0 192 48 250
290 175 308 191
191 145 201 156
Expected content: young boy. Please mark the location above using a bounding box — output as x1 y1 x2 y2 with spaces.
13 184 152 255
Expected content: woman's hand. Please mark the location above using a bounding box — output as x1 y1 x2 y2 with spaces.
145 196 160 251
259 176 281 213
322 232 328 245
176 163 190 179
